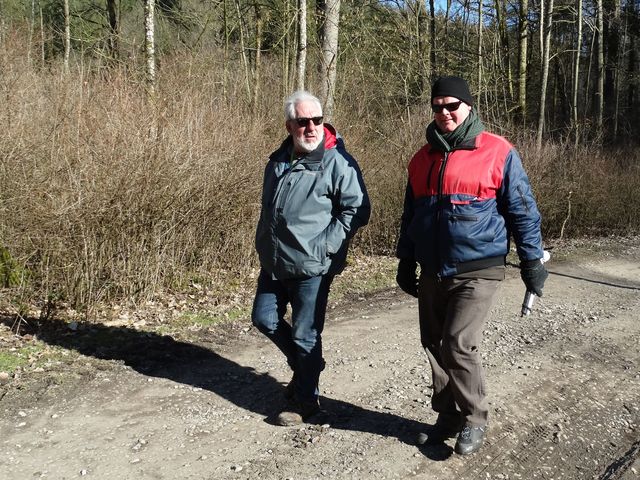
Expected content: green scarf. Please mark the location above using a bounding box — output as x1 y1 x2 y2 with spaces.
425 109 485 152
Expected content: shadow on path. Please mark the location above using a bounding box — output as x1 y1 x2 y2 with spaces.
0 314 450 461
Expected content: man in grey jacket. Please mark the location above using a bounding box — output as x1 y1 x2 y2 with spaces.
252 91 371 426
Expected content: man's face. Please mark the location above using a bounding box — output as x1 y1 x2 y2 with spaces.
286 100 324 154
432 96 472 133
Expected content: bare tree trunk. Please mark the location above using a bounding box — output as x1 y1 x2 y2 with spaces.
613 13 626 139
40 5 45 65
628 4 638 127
234 0 252 100
282 0 291 96
415 0 430 96
596 0 604 134
572 0 582 147
106 0 119 60
319 0 340 120
495 0 513 99
296 0 307 91
536 0 554 150
223 0 229 97
28 0 36 64
539 0 544 68
585 26 596 115
518 0 528 121
289 5 299 93
429 0 436 77
144 0 156 98
63 0 70 73
604 0 621 121
252 2 264 112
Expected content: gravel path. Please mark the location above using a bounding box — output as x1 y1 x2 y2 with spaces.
1 239 639 480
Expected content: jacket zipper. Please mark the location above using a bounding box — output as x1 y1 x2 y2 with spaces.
436 151 450 222
435 151 450 281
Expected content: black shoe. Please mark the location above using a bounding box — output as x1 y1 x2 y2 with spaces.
416 414 465 445
276 400 323 426
454 425 486 455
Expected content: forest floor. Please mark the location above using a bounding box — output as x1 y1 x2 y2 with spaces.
1 236 639 480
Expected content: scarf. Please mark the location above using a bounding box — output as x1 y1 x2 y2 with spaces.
425 109 485 152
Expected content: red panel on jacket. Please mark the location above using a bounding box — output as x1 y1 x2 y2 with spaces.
408 132 512 200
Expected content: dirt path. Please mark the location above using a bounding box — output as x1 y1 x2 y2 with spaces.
1 240 639 480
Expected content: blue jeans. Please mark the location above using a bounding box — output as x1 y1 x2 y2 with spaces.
251 269 333 402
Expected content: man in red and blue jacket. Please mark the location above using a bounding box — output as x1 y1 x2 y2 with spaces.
396 76 548 455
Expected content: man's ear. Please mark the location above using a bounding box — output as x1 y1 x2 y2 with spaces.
285 120 293 135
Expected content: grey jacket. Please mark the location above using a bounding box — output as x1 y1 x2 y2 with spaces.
255 124 371 279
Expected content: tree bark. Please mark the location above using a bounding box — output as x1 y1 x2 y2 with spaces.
604 0 621 117
295 0 307 91
518 0 528 121
319 0 340 120
495 0 513 100
144 0 156 98
595 0 604 135
572 0 582 147
252 2 264 112
106 0 119 60
536 0 554 149
64 0 70 73
234 0 252 100
429 0 436 77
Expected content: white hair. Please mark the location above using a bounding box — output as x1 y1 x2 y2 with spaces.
284 91 323 121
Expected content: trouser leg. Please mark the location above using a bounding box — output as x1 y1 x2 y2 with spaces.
251 269 297 371
285 274 333 402
418 275 459 418
251 269 332 402
419 275 500 426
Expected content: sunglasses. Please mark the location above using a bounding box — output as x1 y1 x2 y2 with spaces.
293 116 323 127
431 101 463 114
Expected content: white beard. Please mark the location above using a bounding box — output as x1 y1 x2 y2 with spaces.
294 134 323 153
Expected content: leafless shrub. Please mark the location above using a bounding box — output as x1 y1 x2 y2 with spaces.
1 34 638 312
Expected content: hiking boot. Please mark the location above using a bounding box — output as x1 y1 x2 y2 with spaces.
276 400 322 426
454 425 486 455
416 414 465 445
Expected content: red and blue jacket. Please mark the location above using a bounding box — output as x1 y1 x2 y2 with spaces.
396 131 544 277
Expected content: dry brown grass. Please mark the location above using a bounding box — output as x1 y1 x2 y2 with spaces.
1 34 638 312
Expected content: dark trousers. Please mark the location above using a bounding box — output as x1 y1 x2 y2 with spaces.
418 274 500 427
251 269 333 402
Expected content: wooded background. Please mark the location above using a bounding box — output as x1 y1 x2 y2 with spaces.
1 0 639 312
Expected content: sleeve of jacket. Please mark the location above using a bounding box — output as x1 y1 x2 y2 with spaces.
395 180 415 260
498 148 544 262
324 151 371 255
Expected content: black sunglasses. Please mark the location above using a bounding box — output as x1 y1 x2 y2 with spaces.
431 101 463 114
293 116 323 127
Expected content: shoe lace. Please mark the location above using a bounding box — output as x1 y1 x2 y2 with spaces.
460 426 472 439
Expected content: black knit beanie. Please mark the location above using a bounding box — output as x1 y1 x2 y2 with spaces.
431 76 474 106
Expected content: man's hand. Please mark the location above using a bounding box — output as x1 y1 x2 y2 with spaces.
396 259 419 298
520 259 549 297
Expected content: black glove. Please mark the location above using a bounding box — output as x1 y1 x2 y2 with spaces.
396 259 419 298
520 259 549 297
